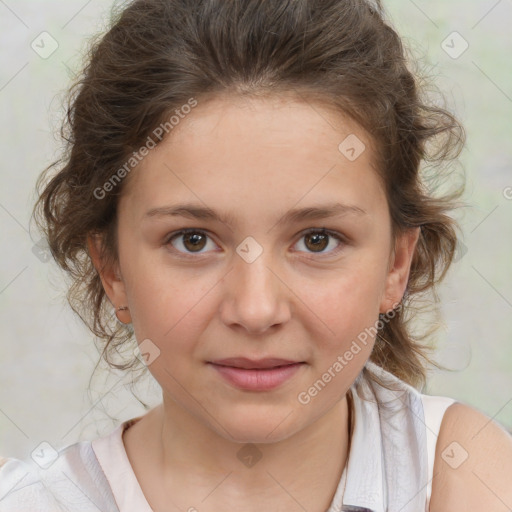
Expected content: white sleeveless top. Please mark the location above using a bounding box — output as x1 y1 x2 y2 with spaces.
0 362 455 511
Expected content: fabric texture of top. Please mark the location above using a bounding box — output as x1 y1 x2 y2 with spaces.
0 361 455 511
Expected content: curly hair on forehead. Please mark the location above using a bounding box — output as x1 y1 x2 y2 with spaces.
32 0 465 390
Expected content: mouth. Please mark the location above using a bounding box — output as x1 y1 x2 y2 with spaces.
208 357 305 369
207 358 306 391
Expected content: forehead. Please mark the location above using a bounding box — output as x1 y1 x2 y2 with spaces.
119 94 385 222
155 93 373 162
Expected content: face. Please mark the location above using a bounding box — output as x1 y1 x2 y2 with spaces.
93 94 418 443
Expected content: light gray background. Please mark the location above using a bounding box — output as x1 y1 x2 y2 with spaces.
1 0 511 459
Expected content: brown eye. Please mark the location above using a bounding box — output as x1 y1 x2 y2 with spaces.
294 229 344 255
304 232 329 252
167 229 216 255
182 232 207 252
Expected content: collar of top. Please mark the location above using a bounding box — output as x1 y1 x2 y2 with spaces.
326 361 427 512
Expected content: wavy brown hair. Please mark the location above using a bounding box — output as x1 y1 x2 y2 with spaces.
32 0 465 390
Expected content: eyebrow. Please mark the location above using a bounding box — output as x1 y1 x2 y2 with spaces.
144 202 367 227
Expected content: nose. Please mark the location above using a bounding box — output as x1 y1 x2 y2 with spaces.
219 250 291 335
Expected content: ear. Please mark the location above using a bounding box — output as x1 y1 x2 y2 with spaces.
379 227 420 314
87 233 131 322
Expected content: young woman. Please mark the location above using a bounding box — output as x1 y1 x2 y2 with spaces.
1 0 511 511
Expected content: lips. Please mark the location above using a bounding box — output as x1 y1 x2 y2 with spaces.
208 357 306 391
209 357 302 369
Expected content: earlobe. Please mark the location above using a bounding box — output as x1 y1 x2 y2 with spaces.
379 227 420 314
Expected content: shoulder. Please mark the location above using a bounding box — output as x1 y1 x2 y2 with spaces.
429 401 512 511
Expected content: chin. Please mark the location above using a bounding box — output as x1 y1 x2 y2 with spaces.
210 410 304 445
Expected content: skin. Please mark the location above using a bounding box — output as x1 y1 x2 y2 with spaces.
88 94 512 511
430 403 512 511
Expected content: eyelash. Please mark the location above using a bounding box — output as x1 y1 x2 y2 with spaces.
163 227 346 259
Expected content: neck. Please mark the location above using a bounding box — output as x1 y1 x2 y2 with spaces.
124 393 352 512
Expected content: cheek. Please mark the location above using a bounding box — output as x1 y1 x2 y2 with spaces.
129 289 194 339
124 258 217 351
304 265 385 339
126 278 213 393
303 277 381 394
